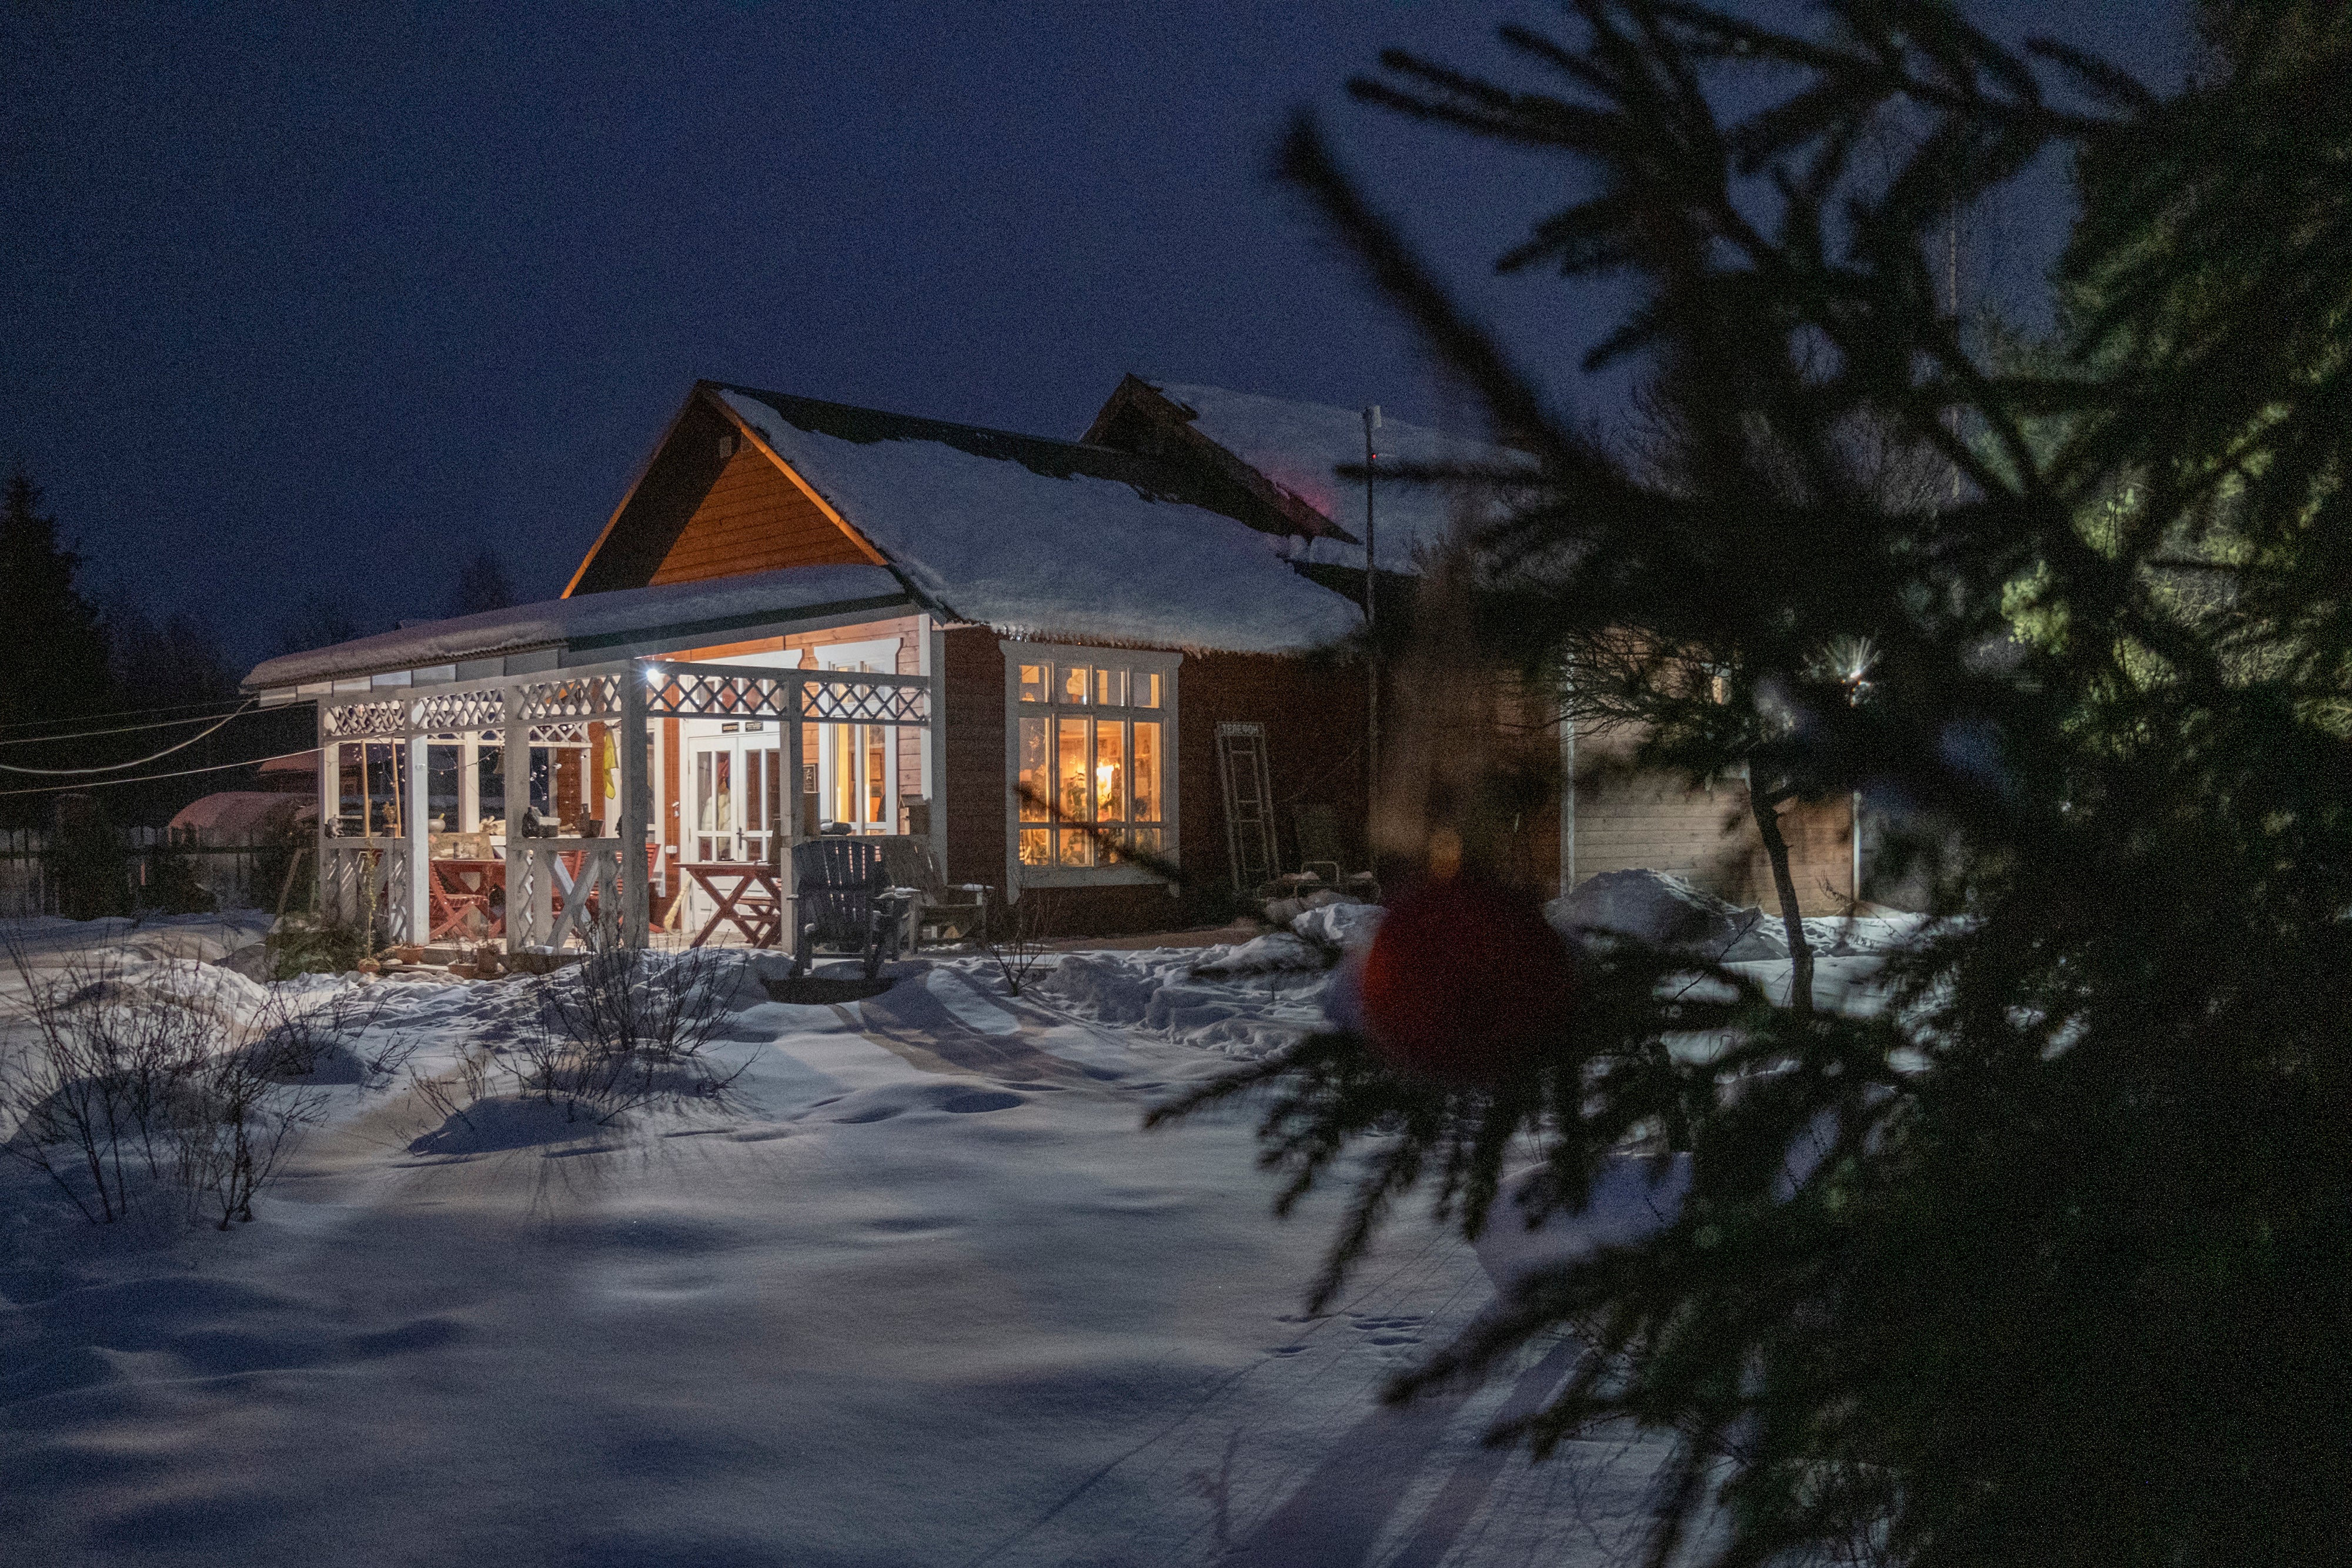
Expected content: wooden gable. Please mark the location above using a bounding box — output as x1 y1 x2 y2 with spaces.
566 388 883 597
649 437 874 586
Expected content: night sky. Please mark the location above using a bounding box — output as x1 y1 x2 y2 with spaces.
2 1 2193 672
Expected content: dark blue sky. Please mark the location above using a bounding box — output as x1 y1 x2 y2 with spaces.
2 1 2193 670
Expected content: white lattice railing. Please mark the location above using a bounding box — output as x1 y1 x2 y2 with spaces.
504 840 650 952
320 840 412 944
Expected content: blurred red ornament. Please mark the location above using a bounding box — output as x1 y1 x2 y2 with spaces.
1357 874 1579 1084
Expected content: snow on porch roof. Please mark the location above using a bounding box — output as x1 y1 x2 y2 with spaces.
1142 380 1531 575
711 386 1364 655
241 563 908 691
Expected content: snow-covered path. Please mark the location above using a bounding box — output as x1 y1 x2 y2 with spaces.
1 943 1671 1567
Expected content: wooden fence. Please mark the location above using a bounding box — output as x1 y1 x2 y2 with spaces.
0 827 308 920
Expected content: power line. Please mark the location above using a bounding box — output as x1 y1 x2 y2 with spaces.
0 745 316 798
0 693 249 735
0 704 269 748
0 701 258 776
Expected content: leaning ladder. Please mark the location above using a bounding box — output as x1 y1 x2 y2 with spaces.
1215 722 1278 895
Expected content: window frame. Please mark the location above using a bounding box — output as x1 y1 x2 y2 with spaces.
1000 641 1181 891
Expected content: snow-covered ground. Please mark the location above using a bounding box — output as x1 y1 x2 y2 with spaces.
0 911 1885 1567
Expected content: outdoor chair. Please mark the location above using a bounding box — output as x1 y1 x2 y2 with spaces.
790 837 917 979
874 835 991 945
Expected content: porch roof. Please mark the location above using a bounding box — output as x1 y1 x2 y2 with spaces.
241 563 908 694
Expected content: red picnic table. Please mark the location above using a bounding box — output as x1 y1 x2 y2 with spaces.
680 861 784 948
427 858 506 942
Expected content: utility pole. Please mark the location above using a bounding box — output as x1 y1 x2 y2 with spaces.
1362 404 1380 849
1947 204 1962 504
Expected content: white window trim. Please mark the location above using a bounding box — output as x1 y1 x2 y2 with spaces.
1000 640 1181 894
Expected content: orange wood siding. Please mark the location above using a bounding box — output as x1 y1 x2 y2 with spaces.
648 444 873 586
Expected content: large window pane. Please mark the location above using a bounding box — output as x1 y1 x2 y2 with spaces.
1018 717 1049 819
1057 717 1090 823
426 744 461 828
476 744 505 823
1095 721 1124 823
1132 722 1161 823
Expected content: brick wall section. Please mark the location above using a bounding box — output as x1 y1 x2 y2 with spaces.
939 636 1848 934
938 634 1372 937
940 627 1007 892
1178 651 1370 895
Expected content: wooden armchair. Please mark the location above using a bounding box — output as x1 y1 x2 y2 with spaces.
875 835 991 945
790 838 916 979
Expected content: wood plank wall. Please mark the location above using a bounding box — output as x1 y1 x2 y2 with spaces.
1568 721 1856 912
647 443 871 585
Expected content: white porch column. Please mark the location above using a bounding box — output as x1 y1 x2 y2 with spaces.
924 617 947 874
406 731 429 945
620 660 650 948
503 686 532 954
459 735 480 833
783 674 804 952
317 728 336 918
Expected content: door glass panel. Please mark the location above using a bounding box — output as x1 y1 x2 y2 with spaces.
831 723 853 825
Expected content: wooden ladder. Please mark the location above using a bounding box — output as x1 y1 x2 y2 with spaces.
1215 722 1278 895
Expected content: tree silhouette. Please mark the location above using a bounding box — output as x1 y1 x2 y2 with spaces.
1154 4 2352 1564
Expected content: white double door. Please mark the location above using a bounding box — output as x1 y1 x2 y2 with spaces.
685 723 783 865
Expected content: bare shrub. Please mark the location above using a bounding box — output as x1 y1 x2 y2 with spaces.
0 938 349 1228
977 874 1058 998
513 945 744 1122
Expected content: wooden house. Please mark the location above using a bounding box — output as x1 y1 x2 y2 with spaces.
242 376 1857 953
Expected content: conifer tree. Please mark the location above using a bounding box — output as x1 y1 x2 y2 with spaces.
447 547 517 617
0 469 112 735
1155 4 2352 1563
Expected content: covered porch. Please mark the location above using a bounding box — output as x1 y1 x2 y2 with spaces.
247 566 941 957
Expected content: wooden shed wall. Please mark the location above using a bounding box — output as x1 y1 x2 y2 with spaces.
1568 721 1855 912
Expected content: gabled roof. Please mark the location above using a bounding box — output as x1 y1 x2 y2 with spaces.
699 384 1361 654
1086 377 1532 574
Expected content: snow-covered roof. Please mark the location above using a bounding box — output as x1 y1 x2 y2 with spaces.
1142 382 1530 574
243 564 907 690
714 387 1362 654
